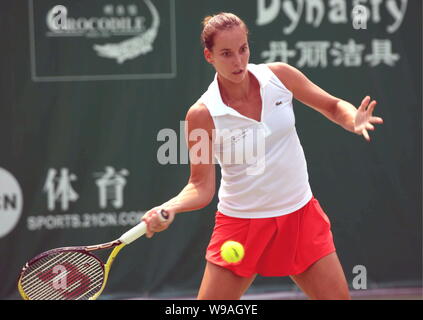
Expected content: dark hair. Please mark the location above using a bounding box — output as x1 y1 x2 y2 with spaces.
200 12 249 50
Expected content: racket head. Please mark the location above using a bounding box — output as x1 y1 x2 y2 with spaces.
18 246 107 300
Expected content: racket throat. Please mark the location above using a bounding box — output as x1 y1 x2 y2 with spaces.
90 243 126 300
85 240 122 251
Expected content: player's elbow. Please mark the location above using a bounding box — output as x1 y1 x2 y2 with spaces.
190 177 215 209
199 181 215 208
204 187 215 208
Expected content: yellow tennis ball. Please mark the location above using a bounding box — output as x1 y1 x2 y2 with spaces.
220 241 245 263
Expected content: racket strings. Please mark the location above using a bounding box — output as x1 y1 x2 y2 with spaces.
22 252 89 297
20 251 104 300
22 252 87 300
24 254 98 300
23 252 103 300
22 252 84 290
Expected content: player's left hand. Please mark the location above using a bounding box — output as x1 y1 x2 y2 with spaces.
354 96 384 142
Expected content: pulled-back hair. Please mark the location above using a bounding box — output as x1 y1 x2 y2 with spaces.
200 12 249 50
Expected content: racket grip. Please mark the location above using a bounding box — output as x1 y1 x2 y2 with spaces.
119 209 169 245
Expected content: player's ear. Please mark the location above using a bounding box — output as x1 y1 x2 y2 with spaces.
204 48 214 64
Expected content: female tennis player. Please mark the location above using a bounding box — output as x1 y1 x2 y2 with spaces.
142 13 383 300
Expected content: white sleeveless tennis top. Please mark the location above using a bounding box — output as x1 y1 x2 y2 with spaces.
198 63 312 218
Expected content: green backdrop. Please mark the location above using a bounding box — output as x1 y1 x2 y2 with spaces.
0 0 421 299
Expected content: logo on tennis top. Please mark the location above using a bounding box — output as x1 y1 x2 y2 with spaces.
230 129 248 144
0 168 23 238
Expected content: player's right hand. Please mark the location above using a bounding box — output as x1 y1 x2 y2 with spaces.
141 207 175 238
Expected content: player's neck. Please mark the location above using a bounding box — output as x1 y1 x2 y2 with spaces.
217 72 252 105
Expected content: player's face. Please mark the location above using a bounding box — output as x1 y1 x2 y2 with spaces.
204 26 250 84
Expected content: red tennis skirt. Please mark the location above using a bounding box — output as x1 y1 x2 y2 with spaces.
205 196 336 278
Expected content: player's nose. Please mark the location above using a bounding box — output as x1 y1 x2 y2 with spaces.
233 53 242 67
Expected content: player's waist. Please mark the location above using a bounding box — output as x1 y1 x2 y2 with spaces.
217 187 313 219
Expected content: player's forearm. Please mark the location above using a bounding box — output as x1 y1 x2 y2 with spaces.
332 99 358 133
162 181 214 214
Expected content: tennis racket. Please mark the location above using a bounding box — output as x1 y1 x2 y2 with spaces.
17 209 169 300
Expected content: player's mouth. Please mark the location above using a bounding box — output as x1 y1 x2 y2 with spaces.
233 69 244 75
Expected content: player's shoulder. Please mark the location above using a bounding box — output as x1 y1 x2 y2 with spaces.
186 101 209 119
185 101 214 131
266 62 298 77
266 62 302 92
